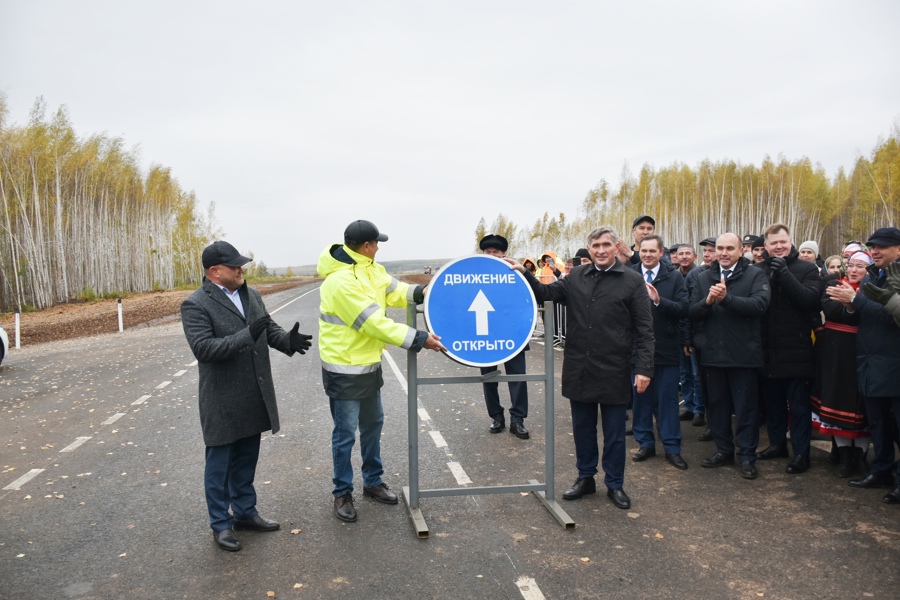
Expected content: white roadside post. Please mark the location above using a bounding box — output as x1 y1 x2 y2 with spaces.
117 298 124 333
15 306 21 349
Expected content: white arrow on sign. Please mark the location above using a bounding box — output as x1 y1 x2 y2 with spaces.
468 289 495 335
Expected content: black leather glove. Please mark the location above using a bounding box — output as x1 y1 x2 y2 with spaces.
886 261 900 294
769 257 788 278
862 282 894 305
248 315 272 341
289 322 313 354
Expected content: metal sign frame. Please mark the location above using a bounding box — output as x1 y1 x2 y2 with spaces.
402 302 575 538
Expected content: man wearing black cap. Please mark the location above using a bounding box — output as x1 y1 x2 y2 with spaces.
828 226 900 503
181 241 313 551
617 215 657 265
741 234 757 260
318 220 446 523
479 234 530 439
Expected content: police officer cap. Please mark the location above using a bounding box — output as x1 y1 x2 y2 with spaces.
742 234 757 245
479 234 508 252
344 220 389 245
202 241 252 269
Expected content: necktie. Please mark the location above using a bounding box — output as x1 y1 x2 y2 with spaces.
722 269 732 280
646 270 653 283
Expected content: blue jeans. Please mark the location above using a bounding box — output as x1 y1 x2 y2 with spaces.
570 400 627 490
330 392 385 497
633 365 682 454
680 351 705 413
205 434 261 532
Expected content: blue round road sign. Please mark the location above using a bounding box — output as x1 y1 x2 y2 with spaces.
424 255 537 367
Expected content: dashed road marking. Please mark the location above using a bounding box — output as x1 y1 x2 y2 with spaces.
155 381 172 390
3 469 45 490
270 286 321 315
516 576 545 599
417 408 431 422
174 370 187 377
429 431 447 448
132 395 151 405
447 462 472 485
60 437 92 453
102 413 126 425
187 360 198 367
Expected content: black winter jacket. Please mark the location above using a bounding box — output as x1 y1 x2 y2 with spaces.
850 261 900 397
688 257 771 368
524 259 654 404
631 261 689 366
752 248 823 379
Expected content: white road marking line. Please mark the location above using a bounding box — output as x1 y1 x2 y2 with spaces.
155 381 172 389
60 437 92 453
382 350 408 393
429 431 447 448
3 469 45 490
516 576 545 600
270 285 321 315
417 408 431 422
132 395 151 405
447 462 472 485
173 370 187 377
103 413 126 425
187 360 198 367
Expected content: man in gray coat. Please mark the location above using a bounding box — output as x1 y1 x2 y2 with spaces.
181 241 312 551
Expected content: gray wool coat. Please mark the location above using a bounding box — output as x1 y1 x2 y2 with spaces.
181 278 293 447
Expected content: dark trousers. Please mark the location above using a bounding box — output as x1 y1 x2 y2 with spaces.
679 350 705 413
863 395 900 476
570 400 627 490
480 349 528 423
633 364 682 454
705 367 759 462
762 377 812 457
204 434 261 532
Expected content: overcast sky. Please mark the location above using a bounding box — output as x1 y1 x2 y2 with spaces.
2 1 898 267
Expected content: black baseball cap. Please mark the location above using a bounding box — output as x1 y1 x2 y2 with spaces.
698 237 716 247
202 241 252 269
479 234 508 253
632 215 655 229
344 220 388 245
866 227 900 247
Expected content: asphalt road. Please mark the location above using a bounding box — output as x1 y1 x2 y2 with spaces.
1 284 898 600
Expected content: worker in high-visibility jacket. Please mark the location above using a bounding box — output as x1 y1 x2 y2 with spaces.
318 219 445 524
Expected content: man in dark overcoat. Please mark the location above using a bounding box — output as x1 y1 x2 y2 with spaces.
181 240 312 551
510 226 654 510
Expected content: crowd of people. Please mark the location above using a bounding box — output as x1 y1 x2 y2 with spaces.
182 218 900 552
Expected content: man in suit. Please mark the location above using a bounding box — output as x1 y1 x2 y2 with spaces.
479 234 530 439
181 240 313 551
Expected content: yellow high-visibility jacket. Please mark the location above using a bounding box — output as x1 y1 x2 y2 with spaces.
317 244 426 386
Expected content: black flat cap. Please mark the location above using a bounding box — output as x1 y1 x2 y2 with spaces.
698 237 717 247
632 215 655 229
866 227 900 247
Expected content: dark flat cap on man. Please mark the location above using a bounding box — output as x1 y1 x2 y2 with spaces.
632 215 655 229
479 234 508 253
699 237 717 247
866 227 900 247
202 241 252 269
344 220 388 245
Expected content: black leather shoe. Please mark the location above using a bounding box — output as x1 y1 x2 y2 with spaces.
509 422 530 439
213 528 241 552
785 454 810 475
563 476 596 500
363 483 399 505
698 429 713 442
849 472 895 489
233 514 280 532
632 447 656 462
334 493 358 522
679 410 694 421
740 461 758 480
883 484 900 504
489 417 505 434
756 445 789 460
607 488 631 509
692 413 706 427
665 453 688 470
701 452 734 468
